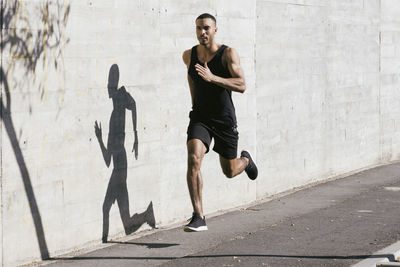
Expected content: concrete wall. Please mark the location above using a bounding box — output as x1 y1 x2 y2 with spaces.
0 0 399 266
256 0 381 195
255 0 400 197
380 0 400 161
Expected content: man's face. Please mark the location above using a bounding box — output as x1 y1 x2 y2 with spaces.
196 18 217 46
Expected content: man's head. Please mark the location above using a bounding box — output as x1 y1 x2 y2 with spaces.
195 13 217 46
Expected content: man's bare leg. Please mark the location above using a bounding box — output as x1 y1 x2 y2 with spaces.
219 155 249 178
187 139 207 218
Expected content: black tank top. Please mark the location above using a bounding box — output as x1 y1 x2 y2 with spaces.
188 44 237 128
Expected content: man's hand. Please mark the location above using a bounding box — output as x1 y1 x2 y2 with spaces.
94 120 102 139
195 62 215 83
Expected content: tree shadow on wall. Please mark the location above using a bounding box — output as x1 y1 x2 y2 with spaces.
94 64 156 243
0 1 70 260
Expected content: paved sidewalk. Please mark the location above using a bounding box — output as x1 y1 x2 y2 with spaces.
39 162 400 267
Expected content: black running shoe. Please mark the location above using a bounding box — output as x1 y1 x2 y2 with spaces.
241 150 258 180
184 212 208 232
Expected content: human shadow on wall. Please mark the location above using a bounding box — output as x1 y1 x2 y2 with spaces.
94 64 156 243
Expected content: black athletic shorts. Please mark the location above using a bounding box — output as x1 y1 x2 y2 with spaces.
187 121 239 159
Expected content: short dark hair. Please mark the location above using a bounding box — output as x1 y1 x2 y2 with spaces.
196 13 216 25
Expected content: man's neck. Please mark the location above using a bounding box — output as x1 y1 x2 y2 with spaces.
200 42 220 55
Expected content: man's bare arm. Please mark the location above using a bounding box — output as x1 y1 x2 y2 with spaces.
195 47 246 93
187 75 195 106
182 49 195 106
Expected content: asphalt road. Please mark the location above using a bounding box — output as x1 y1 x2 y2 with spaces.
41 162 400 267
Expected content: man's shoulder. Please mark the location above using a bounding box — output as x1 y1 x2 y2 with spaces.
183 48 192 57
222 46 240 65
182 48 194 65
222 46 238 57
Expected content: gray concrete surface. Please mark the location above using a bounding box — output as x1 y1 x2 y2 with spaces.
37 162 400 267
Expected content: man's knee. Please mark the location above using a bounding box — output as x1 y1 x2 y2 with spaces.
219 156 236 178
222 165 234 178
187 139 206 170
188 152 203 170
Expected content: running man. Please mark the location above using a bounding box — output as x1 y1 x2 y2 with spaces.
182 13 258 232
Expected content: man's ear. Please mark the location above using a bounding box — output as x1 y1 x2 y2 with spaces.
215 26 218 34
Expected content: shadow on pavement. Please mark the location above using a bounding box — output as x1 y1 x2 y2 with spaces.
48 253 395 261
107 241 180 249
